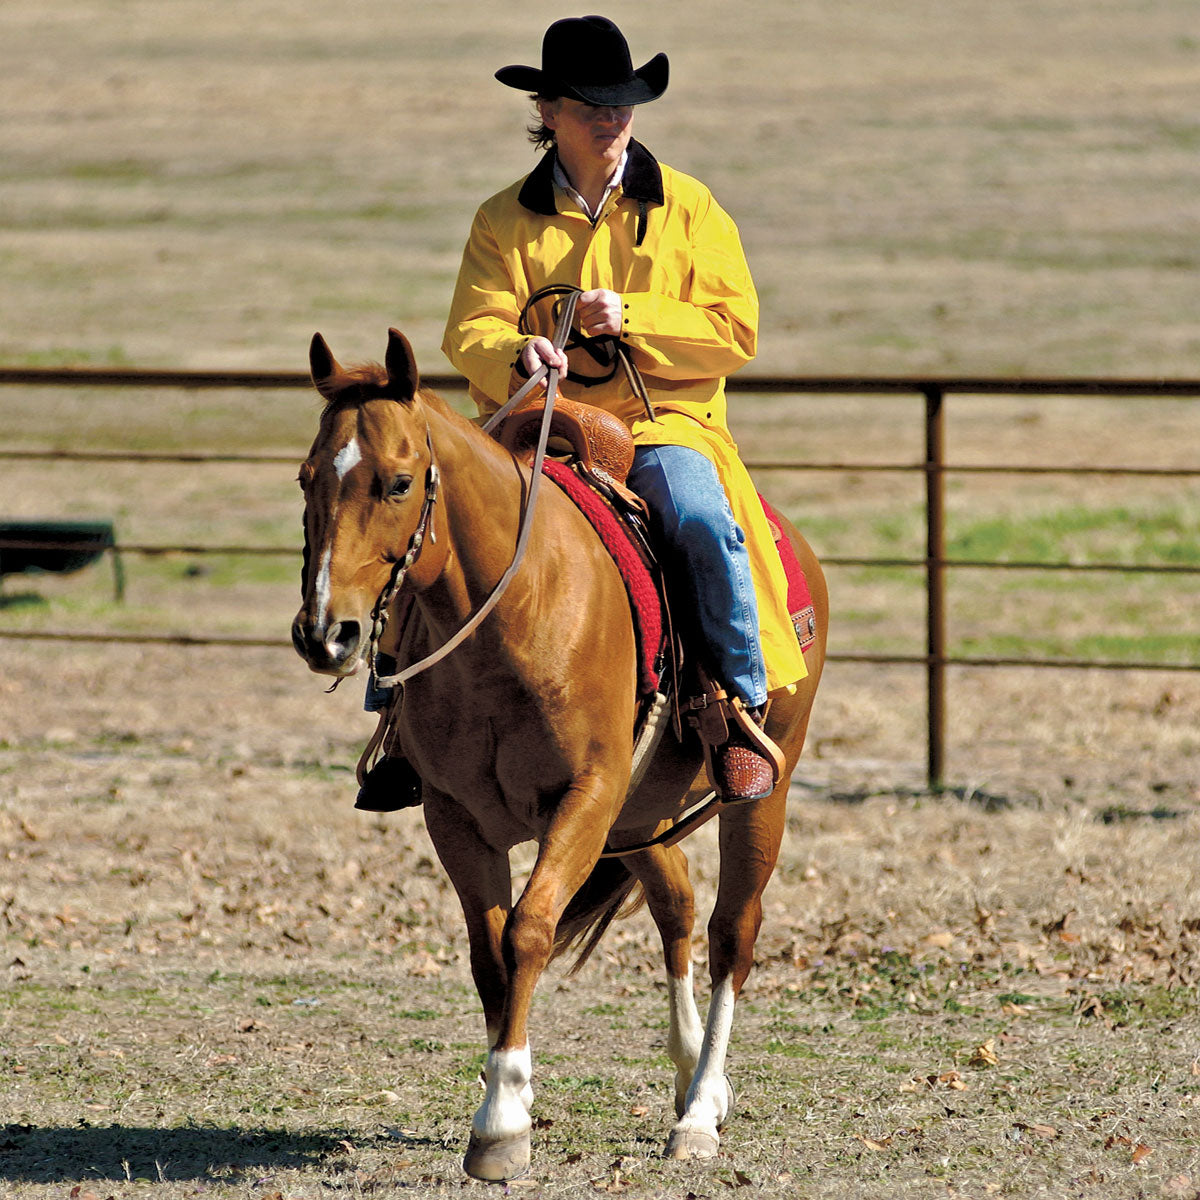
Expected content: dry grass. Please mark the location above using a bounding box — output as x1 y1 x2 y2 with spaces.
3 0 1199 374
2 645 1200 1198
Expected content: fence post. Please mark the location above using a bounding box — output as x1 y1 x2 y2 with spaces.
924 388 946 789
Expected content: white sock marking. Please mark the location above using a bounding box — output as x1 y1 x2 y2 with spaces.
674 976 737 1134
474 1044 534 1141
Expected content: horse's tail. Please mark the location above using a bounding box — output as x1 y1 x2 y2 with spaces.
552 857 645 975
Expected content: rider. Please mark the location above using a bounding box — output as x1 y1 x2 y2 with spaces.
357 14 807 810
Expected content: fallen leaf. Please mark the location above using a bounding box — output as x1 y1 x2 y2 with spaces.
1132 1142 1153 1164
1030 1123 1058 1140
858 1135 892 1151
970 1038 999 1067
924 931 954 949
629 1105 649 1117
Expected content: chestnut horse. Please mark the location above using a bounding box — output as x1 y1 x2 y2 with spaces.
292 328 828 1182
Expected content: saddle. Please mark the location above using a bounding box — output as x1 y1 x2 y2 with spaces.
497 403 809 833
495 396 669 696
495 395 641 502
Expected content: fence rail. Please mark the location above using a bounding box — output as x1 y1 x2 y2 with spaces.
4 365 1199 787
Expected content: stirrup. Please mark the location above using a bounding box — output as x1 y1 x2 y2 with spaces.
685 681 784 805
355 688 422 811
355 755 423 811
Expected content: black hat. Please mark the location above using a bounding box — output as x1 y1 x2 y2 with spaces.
495 15 668 106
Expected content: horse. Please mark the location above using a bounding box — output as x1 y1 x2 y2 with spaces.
291 327 828 1182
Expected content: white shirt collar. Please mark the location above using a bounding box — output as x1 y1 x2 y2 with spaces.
552 150 628 222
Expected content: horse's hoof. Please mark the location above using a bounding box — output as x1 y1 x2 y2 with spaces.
664 1128 720 1160
463 1130 531 1182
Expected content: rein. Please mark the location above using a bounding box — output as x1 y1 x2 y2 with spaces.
368 287 579 689
518 284 657 424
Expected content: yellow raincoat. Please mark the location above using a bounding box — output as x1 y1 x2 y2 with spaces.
442 140 807 693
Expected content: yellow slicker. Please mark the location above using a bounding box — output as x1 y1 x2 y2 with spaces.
442 143 807 693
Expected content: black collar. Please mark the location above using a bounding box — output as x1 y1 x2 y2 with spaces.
517 138 665 216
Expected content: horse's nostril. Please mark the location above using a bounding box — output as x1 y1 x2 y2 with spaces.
291 617 309 657
325 620 362 663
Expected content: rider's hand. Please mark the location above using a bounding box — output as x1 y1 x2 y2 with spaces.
576 289 623 337
519 336 570 385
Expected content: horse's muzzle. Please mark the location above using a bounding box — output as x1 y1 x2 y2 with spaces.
291 613 366 676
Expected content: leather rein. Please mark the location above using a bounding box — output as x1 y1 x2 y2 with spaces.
367 286 580 689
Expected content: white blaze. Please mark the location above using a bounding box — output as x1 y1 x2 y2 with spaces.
314 546 333 628
334 436 362 480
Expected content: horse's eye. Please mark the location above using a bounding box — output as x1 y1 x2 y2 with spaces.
387 475 413 500
297 463 314 491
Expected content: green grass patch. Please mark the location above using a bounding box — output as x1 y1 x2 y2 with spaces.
949 504 1200 567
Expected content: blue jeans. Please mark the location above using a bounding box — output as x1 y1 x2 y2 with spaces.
626 444 768 708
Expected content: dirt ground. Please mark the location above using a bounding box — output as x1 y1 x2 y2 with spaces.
2 640 1200 1199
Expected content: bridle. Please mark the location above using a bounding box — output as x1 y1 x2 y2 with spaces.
365 285 583 689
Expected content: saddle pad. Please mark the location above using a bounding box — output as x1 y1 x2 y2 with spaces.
542 458 664 695
758 495 819 652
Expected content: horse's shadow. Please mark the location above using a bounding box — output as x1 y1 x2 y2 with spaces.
0 1123 354 1184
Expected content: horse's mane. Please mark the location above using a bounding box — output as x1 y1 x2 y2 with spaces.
315 362 450 420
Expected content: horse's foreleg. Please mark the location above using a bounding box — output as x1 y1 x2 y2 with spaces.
421 797 515 1056
665 787 786 1160
466 779 622 1181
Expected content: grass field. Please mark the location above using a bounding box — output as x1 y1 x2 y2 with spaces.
2 2 1199 1197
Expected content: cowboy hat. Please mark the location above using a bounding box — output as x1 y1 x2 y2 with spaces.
495 15 668 106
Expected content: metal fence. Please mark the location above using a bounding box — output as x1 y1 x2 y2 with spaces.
3 366 1199 787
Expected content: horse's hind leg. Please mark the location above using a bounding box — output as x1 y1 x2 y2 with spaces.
665 784 788 1160
622 842 704 1119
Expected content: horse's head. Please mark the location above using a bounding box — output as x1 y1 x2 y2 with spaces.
292 328 443 677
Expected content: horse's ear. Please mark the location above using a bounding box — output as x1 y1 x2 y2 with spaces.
309 332 343 400
385 328 420 402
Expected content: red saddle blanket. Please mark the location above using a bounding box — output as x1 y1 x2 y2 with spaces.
542 460 816 697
